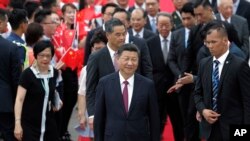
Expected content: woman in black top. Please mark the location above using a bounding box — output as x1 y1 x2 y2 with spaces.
14 41 62 141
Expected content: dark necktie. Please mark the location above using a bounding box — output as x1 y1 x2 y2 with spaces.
123 81 129 113
212 60 220 112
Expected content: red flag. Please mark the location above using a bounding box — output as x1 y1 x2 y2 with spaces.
61 0 77 3
61 48 84 71
61 29 76 50
77 6 101 22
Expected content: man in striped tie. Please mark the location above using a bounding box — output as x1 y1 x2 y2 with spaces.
194 21 250 141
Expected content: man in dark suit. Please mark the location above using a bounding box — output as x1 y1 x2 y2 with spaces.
0 9 22 141
234 0 250 33
167 2 201 141
145 0 160 33
216 0 249 58
147 12 182 140
129 8 156 40
194 22 250 141
112 8 153 79
84 3 118 65
86 18 152 130
183 0 215 74
94 43 160 141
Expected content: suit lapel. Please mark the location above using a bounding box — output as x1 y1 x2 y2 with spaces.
205 57 213 107
113 73 128 116
128 74 141 116
103 47 116 72
218 54 232 92
155 36 166 64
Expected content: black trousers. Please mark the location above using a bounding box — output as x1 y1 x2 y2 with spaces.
0 112 16 141
60 68 78 136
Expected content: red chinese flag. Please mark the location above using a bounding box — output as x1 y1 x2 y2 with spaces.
61 48 84 71
78 6 96 21
61 29 76 50
61 48 78 70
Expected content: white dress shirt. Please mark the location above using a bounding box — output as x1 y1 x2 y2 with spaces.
213 49 230 79
119 72 134 110
219 13 231 23
107 44 117 64
132 28 144 38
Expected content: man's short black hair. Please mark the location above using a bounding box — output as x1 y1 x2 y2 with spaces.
8 9 28 30
105 18 125 33
101 3 119 14
41 0 57 10
180 2 195 16
24 1 41 19
117 43 140 57
194 0 212 9
113 7 130 22
34 9 52 23
90 30 108 48
0 9 7 21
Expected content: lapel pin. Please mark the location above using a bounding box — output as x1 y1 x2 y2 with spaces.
226 61 229 64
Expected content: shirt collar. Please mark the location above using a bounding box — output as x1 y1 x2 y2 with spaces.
119 72 134 87
8 32 25 44
125 32 129 43
219 13 231 23
159 32 172 41
134 3 146 10
213 49 230 65
107 43 116 57
148 15 156 21
30 65 54 79
132 28 144 37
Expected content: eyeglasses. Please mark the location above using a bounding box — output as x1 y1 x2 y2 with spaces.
42 21 57 25
104 12 113 16
37 54 52 59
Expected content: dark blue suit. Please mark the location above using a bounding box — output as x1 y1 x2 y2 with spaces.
94 72 160 141
0 36 21 141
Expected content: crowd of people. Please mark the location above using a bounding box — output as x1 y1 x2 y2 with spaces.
0 0 250 141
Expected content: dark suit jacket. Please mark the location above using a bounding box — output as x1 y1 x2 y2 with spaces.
127 28 156 41
183 24 205 74
144 17 155 33
168 27 186 79
94 72 160 141
128 6 135 13
194 53 250 140
147 35 175 96
0 36 21 113
215 14 249 57
236 0 250 33
84 27 103 65
86 41 153 115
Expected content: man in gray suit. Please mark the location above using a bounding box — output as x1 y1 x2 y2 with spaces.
216 0 249 58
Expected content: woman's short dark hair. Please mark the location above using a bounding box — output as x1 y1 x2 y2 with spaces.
25 23 44 46
90 30 108 48
33 40 55 59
